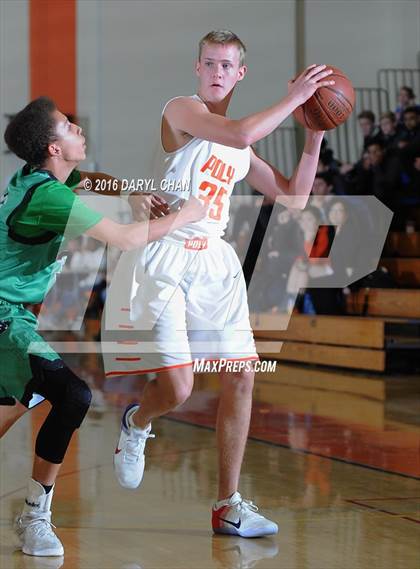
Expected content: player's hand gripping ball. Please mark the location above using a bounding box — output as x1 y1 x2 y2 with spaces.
292 65 355 131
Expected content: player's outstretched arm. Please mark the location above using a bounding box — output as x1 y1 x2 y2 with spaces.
246 128 324 210
85 196 207 251
165 65 334 149
77 172 170 218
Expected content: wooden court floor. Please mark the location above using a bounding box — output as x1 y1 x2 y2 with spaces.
1 374 419 569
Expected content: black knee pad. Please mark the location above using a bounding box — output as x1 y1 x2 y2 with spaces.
35 367 92 463
40 366 92 429
61 373 92 428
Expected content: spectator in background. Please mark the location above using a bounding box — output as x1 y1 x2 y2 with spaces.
285 206 333 312
319 138 341 173
346 141 402 208
310 172 336 219
395 86 420 123
317 151 347 195
397 106 420 148
379 111 400 154
305 199 359 315
397 107 420 175
403 145 420 201
357 110 382 153
252 208 302 312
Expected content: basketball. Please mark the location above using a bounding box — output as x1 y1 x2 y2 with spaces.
293 66 355 130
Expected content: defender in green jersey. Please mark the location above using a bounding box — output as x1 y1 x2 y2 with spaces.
0 97 206 558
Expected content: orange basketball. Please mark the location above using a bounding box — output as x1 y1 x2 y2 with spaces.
293 66 355 131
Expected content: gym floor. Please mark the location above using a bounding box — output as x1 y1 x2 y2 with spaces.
1 364 419 569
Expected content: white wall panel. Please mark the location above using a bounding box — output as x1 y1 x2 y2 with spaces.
0 0 29 186
77 0 295 178
305 0 420 91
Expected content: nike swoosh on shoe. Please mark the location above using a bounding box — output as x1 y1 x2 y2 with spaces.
219 517 241 529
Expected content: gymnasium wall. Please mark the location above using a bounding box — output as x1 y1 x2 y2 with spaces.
305 0 419 88
0 0 419 184
77 0 295 179
0 0 29 185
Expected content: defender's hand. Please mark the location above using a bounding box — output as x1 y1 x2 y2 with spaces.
129 193 171 221
179 196 208 223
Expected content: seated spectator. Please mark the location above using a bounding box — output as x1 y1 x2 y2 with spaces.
397 107 420 176
379 111 401 153
317 157 347 195
324 199 358 281
357 110 382 153
397 106 420 148
345 141 402 209
395 86 420 123
249 208 302 312
285 206 333 312
319 138 341 173
311 172 338 218
402 145 420 201
303 199 360 315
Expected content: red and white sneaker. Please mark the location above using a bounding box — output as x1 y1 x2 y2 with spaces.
212 492 278 538
114 403 155 489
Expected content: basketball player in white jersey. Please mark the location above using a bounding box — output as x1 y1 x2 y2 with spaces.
109 30 334 538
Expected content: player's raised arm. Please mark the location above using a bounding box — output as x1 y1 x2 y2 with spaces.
76 172 171 219
165 65 334 149
246 128 324 210
85 196 206 251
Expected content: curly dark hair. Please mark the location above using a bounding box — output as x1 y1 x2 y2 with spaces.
4 97 58 167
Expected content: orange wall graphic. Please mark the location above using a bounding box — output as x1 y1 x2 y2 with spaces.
30 0 76 115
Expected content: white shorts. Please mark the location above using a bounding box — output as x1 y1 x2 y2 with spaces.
102 237 258 377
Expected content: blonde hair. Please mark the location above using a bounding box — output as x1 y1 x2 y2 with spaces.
198 30 246 66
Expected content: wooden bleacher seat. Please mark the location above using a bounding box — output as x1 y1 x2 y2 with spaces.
251 310 420 373
252 313 386 372
346 288 420 319
385 232 420 257
380 258 420 287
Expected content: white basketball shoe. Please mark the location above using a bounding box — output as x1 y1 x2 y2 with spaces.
212 492 278 538
114 403 155 489
14 479 64 557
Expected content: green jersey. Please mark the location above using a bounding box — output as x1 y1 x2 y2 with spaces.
0 165 103 305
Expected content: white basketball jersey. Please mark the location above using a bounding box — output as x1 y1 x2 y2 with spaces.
151 95 250 241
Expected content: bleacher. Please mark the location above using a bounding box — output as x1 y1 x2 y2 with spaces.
251 230 420 376
380 230 420 287
243 65 420 386
253 287 420 375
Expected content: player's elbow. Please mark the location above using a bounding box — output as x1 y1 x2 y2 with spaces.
232 121 252 149
237 132 252 149
293 196 310 210
117 234 145 252
102 228 139 251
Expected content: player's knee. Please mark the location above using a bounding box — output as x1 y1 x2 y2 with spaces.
222 368 255 396
62 376 92 428
164 380 193 408
43 367 92 429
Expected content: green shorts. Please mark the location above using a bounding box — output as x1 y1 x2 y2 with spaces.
0 300 62 406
